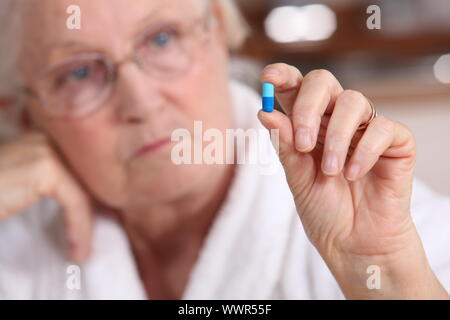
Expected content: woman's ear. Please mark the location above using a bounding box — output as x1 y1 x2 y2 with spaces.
207 0 250 53
209 0 228 47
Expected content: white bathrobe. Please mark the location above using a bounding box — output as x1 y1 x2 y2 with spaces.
1 80 450 300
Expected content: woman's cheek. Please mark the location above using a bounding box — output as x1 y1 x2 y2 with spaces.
168 50 229 125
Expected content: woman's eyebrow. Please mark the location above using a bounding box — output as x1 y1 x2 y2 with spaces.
46 41 95 63
135 4 167 30
49 41 90 51
45 5 173 61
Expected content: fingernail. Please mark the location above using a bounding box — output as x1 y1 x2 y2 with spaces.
296 128 312 151
346 163 360 181
323 153 339 175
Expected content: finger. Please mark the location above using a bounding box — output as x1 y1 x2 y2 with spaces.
39 160 93 262
55 174 93 262
260 63 303 115
344 116 415 182
321 90 373 176
291 69 343 153
257 109 294 159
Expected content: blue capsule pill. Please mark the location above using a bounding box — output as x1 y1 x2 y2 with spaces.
262 82 275 113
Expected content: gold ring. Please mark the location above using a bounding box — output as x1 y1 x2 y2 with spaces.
357 98 378 131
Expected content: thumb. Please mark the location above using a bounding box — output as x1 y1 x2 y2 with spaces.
257 109 294 160
257 109 317 203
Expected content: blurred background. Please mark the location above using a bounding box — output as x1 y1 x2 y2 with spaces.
230 0 450 196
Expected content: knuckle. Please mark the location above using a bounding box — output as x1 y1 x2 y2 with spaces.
357 142 377 156
373 115 395 135
338 90 366 106
33 152 59 188
33 143 52 159
306 69 334 82
296 114 320 130
327 131 350 149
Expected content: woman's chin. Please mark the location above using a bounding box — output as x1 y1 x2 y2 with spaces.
125 164 207 206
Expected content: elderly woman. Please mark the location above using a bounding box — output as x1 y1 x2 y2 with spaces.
1 0 450 300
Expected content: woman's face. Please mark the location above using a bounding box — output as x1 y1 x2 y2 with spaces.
17 0 233 210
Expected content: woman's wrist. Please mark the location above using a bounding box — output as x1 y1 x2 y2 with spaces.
323 231 450 299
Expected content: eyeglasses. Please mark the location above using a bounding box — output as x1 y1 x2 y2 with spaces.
23 9 215 119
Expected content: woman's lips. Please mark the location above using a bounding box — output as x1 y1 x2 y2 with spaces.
134 137 172 158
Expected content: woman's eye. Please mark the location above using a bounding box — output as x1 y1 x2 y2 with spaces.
149 31 173 49
53 65 93 90
69 66 91 81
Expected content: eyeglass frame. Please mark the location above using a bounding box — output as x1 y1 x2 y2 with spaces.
20 3 217 119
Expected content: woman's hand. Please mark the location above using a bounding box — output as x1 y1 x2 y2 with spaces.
0 132 92 262
258 63 448 299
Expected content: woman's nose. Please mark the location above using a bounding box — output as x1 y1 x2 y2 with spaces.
114 63 164 124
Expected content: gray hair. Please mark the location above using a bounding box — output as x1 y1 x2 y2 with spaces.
0 0 250 139
210 0 250 51
0 1 22 92
0 0 24 140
